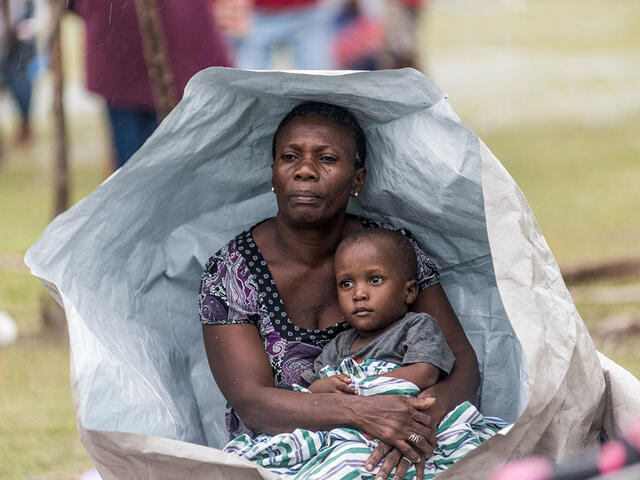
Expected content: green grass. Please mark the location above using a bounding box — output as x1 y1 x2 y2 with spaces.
482 116 640 264
0 342 92 479
0 271 45 335
1 114 107 478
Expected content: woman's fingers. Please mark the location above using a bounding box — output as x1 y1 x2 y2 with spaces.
404 396 438 449
405 396 436 410
415 456 426 480
374 446 402 480
365 441 392 472
394 440 421 464
407 431 435 458
407 417 436 450
392 454 413 480
407 409 437 450
336 374 352 384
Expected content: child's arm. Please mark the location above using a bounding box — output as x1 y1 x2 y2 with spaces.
378 362 441 391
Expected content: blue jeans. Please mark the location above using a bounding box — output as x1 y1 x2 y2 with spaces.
107 108 158 168
1 40 36 124
236 4 333 70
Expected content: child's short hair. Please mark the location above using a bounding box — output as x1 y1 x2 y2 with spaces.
336 228 418 280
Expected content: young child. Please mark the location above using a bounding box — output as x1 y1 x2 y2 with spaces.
300 228 455 394
224 228 507 479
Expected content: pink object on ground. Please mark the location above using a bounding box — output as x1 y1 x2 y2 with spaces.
598 440 627 473
491 456 552 480
627 419 640 451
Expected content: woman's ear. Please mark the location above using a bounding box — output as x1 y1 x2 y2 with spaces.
404 279 419 305
351 167 366 197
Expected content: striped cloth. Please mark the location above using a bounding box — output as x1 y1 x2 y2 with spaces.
224 359 508 479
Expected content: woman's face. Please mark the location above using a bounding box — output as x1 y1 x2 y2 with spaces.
272 115 365 226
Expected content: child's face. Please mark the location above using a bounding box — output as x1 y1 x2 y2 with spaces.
334 238 418 336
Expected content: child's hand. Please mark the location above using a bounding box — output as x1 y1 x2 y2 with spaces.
307 374 357 394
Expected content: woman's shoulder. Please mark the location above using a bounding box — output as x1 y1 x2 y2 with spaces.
200 230 261 325
361 216 404 232
204 234 245 272
204 219 272 272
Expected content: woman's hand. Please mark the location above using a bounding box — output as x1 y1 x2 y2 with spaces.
364 397 438 480
308 375 356 394
355 395 437 470
366 442 427 480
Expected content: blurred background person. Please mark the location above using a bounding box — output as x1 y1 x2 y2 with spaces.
332 0 383 70
236 0 334 70
330 0 429 71
0 0 44 145
379 0 429 70
212 0 252 65
68 0 231 170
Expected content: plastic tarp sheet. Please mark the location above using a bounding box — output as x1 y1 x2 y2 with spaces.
25 68 640 479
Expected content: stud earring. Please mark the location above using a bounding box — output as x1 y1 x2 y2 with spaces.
271 186 275 193
352 192 359 198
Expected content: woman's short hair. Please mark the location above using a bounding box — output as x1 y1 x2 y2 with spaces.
272 102 366 169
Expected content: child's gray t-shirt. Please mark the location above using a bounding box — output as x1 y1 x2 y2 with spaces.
300 311 455 385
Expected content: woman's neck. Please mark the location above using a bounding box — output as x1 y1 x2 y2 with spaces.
273 213 349 266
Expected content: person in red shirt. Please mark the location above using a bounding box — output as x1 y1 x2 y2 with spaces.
69 0 231 169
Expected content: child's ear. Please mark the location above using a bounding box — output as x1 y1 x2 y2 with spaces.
404 280 419 305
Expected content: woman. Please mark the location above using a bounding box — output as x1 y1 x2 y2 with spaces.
199 102 480 479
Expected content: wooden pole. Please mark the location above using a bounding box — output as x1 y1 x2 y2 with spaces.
41 0 68 334
50 0 68 217
133 0 177 122
0 0 11 167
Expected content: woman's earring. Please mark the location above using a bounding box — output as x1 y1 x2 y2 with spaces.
271 186 275 193
352 192 359 198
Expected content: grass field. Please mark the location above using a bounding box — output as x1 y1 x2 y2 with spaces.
1 0 639 478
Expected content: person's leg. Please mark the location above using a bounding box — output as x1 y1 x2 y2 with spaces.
3 41 36 142
235 10 282 69
106 108 158 169
136 111 159 147
380 0 420 69
291 3 334 70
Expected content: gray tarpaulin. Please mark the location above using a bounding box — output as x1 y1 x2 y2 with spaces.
25 68 640 479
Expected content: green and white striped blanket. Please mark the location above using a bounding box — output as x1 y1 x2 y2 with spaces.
224 359 508 479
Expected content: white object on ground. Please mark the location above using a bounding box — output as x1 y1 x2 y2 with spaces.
0 311 17 346
80 469 102 480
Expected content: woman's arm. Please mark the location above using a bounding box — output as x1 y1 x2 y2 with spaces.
412 284 480 420
203 322 435 462
398 224 480 411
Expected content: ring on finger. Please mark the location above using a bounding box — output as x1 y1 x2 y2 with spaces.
407 433 424 445
400 456 413 465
